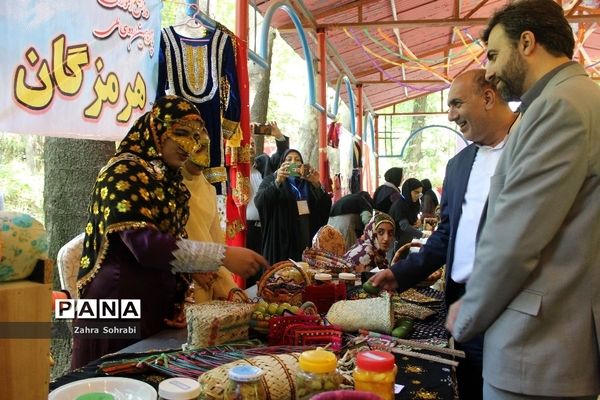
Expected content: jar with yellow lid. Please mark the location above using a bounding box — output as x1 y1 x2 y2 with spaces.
353 350 397 400
296 349 340 399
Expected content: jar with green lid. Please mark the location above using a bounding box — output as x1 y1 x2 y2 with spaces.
158 377 201 400
296 349 340 400
224 365 266 400
353 350 397 400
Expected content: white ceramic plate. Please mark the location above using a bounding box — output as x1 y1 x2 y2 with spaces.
48 377 157 400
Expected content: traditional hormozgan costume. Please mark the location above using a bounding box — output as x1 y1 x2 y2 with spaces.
157 23 253 289
72 96 228 368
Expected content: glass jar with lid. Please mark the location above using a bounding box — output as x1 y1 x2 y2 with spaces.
313 273 333 285
158 377 201 400
224 365 266 400
296 348 340 399
338 272 357 287
353 350 397 400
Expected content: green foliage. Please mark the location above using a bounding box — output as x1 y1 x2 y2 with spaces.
0 134 44 221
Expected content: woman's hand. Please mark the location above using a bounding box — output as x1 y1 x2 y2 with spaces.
303 164 321 187
269 121 283 139
222 246 269 278
276 161 291 184
164 306 187 329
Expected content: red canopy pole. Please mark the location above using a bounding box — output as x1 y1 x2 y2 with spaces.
374 114 380 189
317 28 328 187
356 84 363 190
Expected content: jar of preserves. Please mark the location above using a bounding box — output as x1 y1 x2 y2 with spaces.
296 349 340 400
314 273 333 285
224 365 266 400
353 350 397 400
338 272 357 287
158 377 201 400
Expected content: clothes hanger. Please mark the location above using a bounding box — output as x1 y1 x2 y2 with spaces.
168 2 215 32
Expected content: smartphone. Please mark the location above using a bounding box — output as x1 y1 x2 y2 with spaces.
252 123 272 135
287 162 300 177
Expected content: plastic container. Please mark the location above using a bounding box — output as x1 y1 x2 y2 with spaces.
158 377 201 400
224 365 266 400
353 350 397 400
296 349 341 400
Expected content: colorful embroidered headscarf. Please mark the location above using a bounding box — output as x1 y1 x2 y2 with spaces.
343 211 395 272
78 95 204 290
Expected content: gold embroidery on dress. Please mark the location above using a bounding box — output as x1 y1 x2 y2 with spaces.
182 44 207 93
203 167 227 183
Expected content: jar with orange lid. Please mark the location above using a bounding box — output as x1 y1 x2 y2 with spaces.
352 350 397 400
296 349 340 400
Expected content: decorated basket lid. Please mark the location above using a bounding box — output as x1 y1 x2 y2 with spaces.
0 212 48 282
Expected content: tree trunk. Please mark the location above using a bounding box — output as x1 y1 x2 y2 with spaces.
249 29 275 154
297 103 320 168
45 137 113 380
44 138 114 270
404 95 428 179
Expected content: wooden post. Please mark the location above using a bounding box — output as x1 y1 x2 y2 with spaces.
317 28 328 186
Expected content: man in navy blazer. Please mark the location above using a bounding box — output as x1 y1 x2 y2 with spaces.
371 68 517 399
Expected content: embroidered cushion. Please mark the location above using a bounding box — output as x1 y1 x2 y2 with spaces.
0 212 48 282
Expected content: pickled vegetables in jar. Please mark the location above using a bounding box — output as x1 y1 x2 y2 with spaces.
224 365 266 400
296 349 340 400
353 350 397 400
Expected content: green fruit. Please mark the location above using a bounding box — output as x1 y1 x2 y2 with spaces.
289 305 300 314
255 305 267 314
267 303 279 315
392 319 414 338
362 281 381 295
276 304 288 315
395 317 413 328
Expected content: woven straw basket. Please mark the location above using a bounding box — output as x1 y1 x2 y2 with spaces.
198 353 301 399
258 260 312 306
185 301 256 350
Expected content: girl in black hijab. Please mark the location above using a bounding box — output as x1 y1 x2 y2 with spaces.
373 167 403 213
389 178 427 254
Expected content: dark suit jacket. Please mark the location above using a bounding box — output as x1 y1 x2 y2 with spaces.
391 143 478 305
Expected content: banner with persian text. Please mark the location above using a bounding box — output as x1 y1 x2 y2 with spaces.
0 0 162 140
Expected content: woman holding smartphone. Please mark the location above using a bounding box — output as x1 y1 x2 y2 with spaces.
255 149 331 264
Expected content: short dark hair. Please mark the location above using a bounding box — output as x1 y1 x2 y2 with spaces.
482 0 574 59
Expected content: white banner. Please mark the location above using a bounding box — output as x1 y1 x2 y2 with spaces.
0 0 162 141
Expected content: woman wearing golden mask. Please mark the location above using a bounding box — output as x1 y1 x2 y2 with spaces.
72 96 267 368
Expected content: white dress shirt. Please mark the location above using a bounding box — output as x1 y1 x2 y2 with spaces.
451 137 507 283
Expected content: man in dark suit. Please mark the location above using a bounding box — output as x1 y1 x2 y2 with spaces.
447 1 600 398
370 68 517 399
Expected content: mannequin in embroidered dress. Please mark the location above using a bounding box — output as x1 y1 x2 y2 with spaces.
72 96 268 369
255 149 332 265
157 13 240 197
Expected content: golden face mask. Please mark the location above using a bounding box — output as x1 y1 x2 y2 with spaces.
158 117 211 168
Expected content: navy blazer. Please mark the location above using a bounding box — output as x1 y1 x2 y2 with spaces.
391 143 477 304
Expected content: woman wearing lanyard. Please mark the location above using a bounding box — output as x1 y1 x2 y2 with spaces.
255 149 331 265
